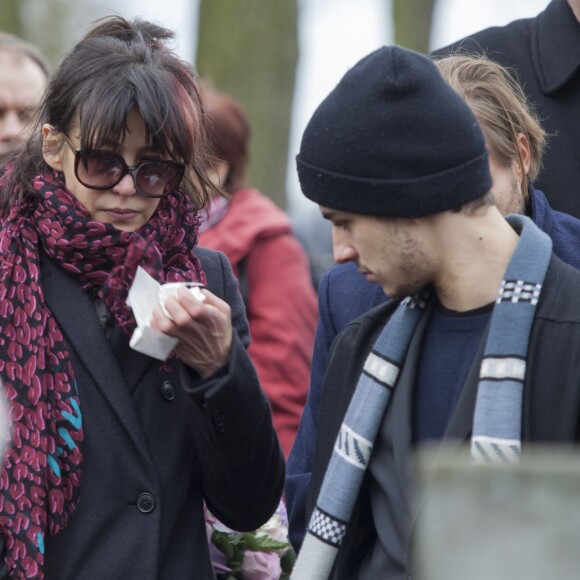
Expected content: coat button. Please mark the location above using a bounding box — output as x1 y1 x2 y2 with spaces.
212 411 225 433
137 493 156 514
161 381 175 401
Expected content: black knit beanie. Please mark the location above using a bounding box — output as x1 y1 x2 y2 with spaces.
296 46 492 218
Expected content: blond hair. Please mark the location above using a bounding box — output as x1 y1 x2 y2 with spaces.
434 53 546 196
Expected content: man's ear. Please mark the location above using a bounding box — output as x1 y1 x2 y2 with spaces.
515 133 531 185
41 124 64 172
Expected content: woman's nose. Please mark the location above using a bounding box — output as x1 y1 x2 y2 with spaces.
112 172 137 196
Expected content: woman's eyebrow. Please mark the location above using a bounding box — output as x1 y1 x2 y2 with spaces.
95 139 161 156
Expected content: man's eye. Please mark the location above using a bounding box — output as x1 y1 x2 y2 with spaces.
0 109 7 120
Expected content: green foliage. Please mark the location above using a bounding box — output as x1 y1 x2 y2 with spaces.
393 0 437 54
0 0 22 36
280 546 297 578
1 0 112 68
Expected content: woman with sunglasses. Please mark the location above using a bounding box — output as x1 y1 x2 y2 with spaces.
0 16 284 579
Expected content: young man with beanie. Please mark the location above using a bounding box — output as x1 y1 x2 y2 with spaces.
287 53 580 555
290 46 580 580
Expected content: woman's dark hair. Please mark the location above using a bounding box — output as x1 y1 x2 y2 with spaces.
2 16 218 210
202 84 250 194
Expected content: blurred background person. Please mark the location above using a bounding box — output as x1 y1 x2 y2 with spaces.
0 32 49 159
199 85 318 458
292 207 335 290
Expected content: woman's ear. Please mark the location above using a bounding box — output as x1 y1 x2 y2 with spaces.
42 124 64 172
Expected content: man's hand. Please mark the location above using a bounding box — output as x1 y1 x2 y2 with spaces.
151 286 233 378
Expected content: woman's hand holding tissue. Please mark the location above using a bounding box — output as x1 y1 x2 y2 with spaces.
150 286 233 378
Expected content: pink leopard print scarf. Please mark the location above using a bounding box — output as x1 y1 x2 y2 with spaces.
0 170 205 578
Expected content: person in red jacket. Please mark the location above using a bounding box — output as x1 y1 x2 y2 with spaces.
199 85 318 457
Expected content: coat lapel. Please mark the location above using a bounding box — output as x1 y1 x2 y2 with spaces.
109 323 154 392
388 300 434 511
40 253 154 460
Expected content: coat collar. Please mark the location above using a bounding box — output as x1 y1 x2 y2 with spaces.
527 184 550 231
532 0 580 94
388 300 433 501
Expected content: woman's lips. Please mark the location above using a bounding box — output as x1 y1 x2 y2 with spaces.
105 208 139 221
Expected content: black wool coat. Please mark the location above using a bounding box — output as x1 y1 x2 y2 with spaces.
39 246 284 580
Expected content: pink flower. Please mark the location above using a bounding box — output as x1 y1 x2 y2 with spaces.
203 505 231 575
240 551 281 580
256 500 290 543
275 500 289 528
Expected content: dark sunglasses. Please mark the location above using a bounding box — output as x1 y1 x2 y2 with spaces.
62 134 185 198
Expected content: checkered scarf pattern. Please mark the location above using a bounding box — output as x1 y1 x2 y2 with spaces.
291 215 552 579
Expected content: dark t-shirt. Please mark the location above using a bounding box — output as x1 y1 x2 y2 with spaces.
413 300 492 442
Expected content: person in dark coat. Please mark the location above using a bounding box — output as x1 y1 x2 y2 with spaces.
0 16 284 579
433 0 580 217
287 46 580 579
287 49 580 555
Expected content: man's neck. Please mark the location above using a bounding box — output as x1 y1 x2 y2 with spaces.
567 0 580 23
432 210 520 312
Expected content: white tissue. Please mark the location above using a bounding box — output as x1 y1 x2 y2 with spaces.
158 281 205 318
126 266 205 360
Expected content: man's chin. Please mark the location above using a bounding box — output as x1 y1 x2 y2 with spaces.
381 285 400 300
382 283 425 301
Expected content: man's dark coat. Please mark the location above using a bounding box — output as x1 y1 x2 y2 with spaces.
306 255 580 577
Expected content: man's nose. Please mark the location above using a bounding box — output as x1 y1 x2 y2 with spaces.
332 233 357 264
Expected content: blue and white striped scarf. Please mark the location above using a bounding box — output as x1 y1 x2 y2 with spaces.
292 215 552 579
